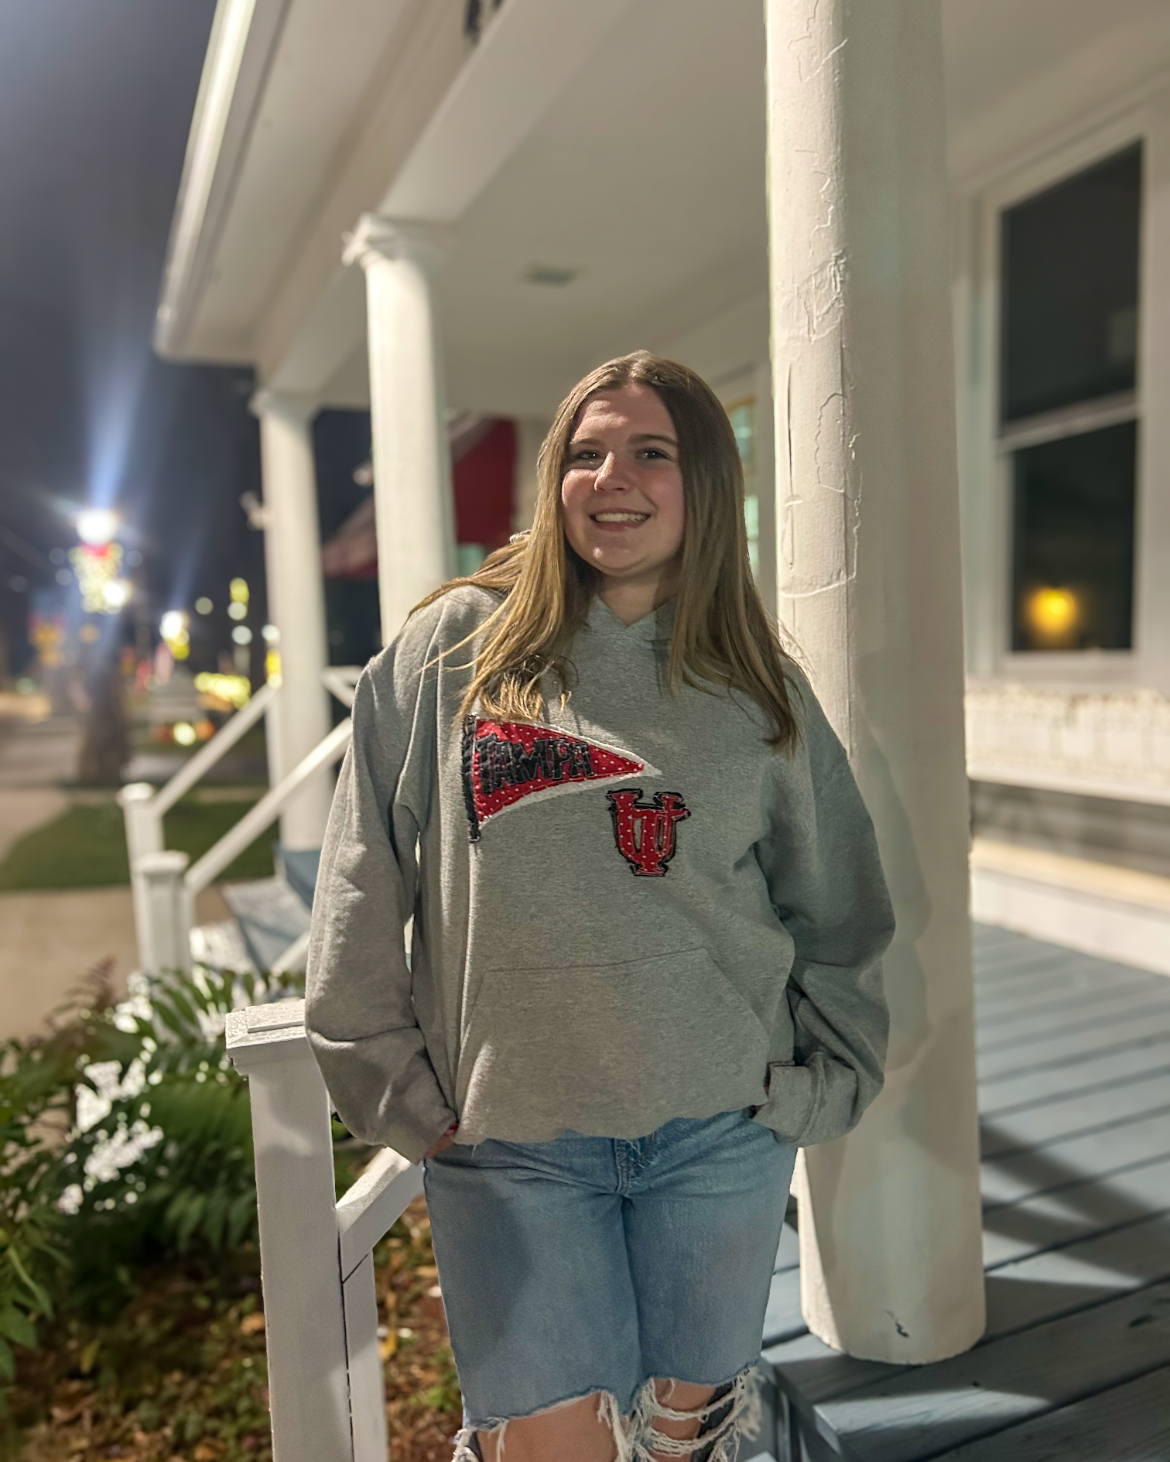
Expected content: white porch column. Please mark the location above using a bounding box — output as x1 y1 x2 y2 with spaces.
765 0 985 1363
252 391 333 851
343 215 456 645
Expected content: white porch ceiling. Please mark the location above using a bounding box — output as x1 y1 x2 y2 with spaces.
160 0 1170 416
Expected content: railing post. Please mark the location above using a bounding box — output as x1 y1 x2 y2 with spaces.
226 1002 355 1462
119 782 163 971
136 850 193 975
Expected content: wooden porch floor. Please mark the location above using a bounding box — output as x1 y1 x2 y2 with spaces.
758 923 1170 1461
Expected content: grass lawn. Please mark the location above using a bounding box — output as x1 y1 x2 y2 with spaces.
0 799 276 891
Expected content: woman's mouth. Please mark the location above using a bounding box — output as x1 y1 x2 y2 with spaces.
591 511 649 530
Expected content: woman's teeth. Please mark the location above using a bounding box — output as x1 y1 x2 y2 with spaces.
593 512 649 523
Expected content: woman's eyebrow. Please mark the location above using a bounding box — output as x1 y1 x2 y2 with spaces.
567 430 678 447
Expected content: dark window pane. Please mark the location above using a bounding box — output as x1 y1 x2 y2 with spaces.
1010 420 1136 652
1001 145 1142 423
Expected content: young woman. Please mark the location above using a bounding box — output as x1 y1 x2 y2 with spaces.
305 353 894 1462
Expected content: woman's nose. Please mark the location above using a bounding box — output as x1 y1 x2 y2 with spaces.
594 452 628 489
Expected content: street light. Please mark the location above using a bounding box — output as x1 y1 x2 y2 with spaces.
75 508 118 548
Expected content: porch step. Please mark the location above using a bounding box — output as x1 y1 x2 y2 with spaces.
220 876 312 972
190 918 257 973
278 846 321 908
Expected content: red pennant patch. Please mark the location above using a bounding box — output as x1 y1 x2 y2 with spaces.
461 718 655 841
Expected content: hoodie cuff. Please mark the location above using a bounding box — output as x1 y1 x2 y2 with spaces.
751 1062 816 1145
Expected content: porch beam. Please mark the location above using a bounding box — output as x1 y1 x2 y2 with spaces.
765 0 986 1362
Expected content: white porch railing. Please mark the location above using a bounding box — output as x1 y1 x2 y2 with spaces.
120 669 361 974
226 1000 423 1462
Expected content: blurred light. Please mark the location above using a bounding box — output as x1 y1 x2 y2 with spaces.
56 568 72 586
160 609 191 661
173 721 197 747
194 671 251 709
16 677 37 695
227 601 247 621
1026 587 1079 640
261 623 279 643
195 597 213 615
79 624 100 644
229 577 249 604
70 543 126 614
75 508 119 547
126 548 143 568
102 579 131 610
266 649 282 686
8 575 27 593
231 625 253 646
49 547 66 565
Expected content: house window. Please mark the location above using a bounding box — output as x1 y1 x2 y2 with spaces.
1001 143 1142 652
727 399 759 578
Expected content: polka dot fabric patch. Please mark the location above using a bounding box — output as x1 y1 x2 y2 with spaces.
461 717 650 842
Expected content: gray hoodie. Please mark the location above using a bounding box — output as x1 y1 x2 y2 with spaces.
305 587 894 1163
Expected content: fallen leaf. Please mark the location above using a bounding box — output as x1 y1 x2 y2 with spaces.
239 1312 266 1336
193 1443 224 1461
378 1333 398 1362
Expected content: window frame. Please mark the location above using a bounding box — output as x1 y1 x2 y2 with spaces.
959 103 1159 687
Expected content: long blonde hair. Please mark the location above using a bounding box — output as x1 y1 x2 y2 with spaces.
416 351 800 749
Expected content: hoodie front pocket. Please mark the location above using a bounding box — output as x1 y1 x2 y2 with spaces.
455 945 771 1134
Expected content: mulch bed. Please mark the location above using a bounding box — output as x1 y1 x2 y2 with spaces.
6 1197 461 1462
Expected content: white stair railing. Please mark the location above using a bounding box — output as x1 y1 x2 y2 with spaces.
138 720 354 975
121 669 362 973
226 1000 423 1462
120 682 280 966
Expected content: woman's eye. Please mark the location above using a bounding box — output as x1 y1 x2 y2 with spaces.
569 448 598 462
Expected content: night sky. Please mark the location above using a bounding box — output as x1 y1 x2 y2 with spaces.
0 1 373 679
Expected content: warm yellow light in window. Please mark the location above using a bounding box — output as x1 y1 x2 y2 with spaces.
1026 588 1079 638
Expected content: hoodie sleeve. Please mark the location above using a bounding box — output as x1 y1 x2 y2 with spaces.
304 607 458 1164
753 679 896 1147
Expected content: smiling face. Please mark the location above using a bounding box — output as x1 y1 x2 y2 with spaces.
560 384 686 616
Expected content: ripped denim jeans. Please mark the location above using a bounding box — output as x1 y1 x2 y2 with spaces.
423 1107 797 1461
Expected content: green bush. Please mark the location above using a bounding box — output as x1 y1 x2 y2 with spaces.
0 962 311 1413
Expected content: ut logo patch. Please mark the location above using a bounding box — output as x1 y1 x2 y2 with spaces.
607 788 690 877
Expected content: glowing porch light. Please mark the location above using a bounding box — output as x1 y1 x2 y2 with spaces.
173 722 197 747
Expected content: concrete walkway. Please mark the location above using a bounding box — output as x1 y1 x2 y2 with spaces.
0 710 227 1041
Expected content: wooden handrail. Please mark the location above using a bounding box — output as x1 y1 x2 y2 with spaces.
153 680 279 817
185 719 353 894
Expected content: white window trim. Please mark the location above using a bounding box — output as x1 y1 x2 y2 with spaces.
956 88 1168 692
